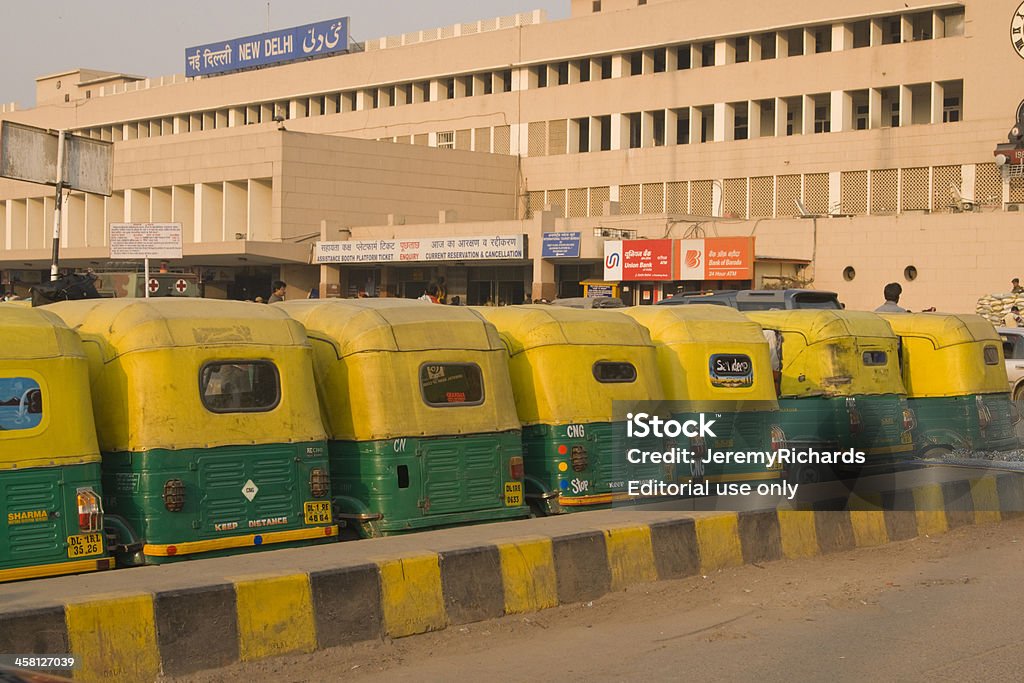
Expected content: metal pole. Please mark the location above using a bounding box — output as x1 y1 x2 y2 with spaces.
144 257 150 298
49 130 66 281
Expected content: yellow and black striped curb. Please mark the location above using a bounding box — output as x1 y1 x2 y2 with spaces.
1 474 1021 682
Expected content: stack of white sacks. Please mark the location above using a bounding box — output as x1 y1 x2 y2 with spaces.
977 293 1024 325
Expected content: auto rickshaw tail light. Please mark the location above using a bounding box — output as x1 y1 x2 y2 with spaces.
310 468 330 498
76 488 102 532
770 425 786 452
570 445 588 472
902 408 916 433
976 395 992 429
846 398 862 434
162 479 186 512
509 456 525 480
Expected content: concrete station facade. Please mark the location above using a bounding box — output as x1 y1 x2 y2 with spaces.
1 0 1023 309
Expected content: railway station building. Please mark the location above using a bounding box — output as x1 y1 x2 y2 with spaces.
1 0 1023 310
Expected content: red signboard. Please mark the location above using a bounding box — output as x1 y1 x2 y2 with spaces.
621 239 674 280
704 237 754 280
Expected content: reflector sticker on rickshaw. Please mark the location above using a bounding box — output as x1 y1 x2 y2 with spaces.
709 354 753 388
0 377 42 431
67 533 103 559
504 482 523 506
304 501 332 524
419 363 484 406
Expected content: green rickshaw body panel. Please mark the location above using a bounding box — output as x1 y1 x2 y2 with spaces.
0 462 106 573
329 430 529 535
673 410 784 483
910 393 1020 452
775 394 914 468
522 422 665 513
104 441 333 564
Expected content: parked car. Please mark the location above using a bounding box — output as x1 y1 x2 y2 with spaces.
550 297 626 309
998 327 1024 401
659 289 842 311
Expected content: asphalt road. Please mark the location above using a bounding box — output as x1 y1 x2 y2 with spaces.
173 515 1024 683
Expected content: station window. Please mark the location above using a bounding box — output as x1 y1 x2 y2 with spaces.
557 61 570 85
593 361 637 383
700 42 715 67
599 56 613 79
943 96 961 123
760 33 776 59
676 45 692 69
578 59 591 82
437 131 455 149
592 0 601 11
535 65 548 88
0 378 43 431
200 362 281 413
734 37 750 63
629 52 643 76
420 363 484 406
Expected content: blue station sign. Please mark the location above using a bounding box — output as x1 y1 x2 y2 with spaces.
541 231 582 258
186 17 350 78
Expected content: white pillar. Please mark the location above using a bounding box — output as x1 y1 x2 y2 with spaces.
831 90 853 132
930 81 945 124
775 98 789 137
869 88 883 129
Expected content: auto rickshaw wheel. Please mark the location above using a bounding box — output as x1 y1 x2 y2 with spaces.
921 445 953 459
789 464 831 486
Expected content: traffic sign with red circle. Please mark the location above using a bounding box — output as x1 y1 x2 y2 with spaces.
148 278 160 293
174 279 189 293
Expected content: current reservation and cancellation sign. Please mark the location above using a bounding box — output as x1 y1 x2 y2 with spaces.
314 235 525 264
109 223 183 260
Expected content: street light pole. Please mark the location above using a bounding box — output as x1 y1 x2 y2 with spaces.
49 130 65 282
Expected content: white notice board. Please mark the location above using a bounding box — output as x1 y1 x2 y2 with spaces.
110 223 183 259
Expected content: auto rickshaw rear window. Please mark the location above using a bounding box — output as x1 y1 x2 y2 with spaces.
862 351 888 366
420 363 484 406
199 361 281 413
0 377 42 431
983 345 1000 365
593 361 637 383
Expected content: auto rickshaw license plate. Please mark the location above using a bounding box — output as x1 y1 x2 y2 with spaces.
504 482 523 507
304 501 332 525
67 533 103 559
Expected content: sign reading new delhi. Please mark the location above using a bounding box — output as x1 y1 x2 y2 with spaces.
186 17 350 78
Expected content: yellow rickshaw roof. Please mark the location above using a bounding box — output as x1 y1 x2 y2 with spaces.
623 304 768 345
745 309 896 342
878 312 1000 347
0 305 85 360
45 299 309 357
474 305 653 354
278 299 504 355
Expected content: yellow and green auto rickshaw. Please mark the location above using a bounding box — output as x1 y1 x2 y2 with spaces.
880 312 1019 455
46 299 336 564
475 306 666 515
0 306 112 582
278 299 528 537
745 310 915 483
623 305 786 485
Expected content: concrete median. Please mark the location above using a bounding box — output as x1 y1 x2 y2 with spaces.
1 469 1022 682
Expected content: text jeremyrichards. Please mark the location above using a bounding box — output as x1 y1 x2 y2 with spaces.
627 412 716 438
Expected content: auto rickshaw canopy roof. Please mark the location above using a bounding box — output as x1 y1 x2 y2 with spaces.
745 309 896 343
45 298 309 360
623 305 778 407
0 306 100 469
475 306 663 425
475 305 653 354
745 310 905 398
278 299 521 441
879 312 1008 396
277 299 503 356
45 299 326 452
